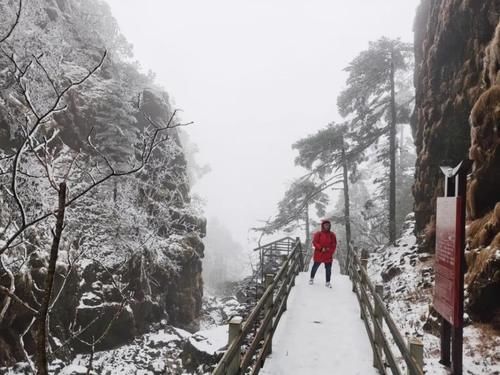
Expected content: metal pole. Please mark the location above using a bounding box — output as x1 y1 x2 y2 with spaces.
452 168 467 375
440 171 452 368
440 320 451 367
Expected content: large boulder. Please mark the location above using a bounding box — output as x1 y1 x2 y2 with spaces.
181 325 227 372
73 303 136 352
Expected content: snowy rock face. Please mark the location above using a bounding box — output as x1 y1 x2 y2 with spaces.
0 0 205 367
413 1 500 326
413 0 499 243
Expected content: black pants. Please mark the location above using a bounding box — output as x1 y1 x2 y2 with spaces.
310 262 332 282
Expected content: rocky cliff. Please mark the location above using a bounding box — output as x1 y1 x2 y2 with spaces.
0 0 206 367
413 0 499 325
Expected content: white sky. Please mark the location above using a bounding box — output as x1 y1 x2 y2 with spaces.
105 0 420 248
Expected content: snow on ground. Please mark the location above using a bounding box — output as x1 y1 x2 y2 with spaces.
1 295 249 375
1 326 205 375
58 327 187 375
200 295 251 330
261 260 377 375
188 325 228 354
367 215 500 375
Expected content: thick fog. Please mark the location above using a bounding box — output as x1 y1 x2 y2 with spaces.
105 0 420 248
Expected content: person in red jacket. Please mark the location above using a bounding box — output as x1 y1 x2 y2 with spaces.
310 219 337 288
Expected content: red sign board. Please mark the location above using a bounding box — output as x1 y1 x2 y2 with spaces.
433 197 463 327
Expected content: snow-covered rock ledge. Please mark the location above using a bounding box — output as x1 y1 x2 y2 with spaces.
0 294 252 374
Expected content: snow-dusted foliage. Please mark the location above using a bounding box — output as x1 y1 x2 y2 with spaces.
326 133 416 255
0 0 205 369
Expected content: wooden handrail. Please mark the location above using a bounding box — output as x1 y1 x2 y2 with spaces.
349 251 424 375
252 236 296 252
214 237 422 375
213 238 303 375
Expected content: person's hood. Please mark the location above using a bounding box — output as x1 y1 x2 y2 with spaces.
321 220 331 231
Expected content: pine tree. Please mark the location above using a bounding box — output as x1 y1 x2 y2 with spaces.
337 37 413 243
255 179 329 248
292 123 364 268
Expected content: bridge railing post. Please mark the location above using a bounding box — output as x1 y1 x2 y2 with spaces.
286 254 296 288
280 255 291 313
351 254 358 293
295 246 301 277
295 237 303 274
361 249 369 270
358 250 368 320
407 338 424 375
374 284 384 371
227 316 243 375
348 246 356 281
264 273 275 357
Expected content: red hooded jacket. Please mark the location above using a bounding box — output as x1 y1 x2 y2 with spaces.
312 220 337 263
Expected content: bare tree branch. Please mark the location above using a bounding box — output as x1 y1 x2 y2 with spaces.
0 50 107 256
52 315 101 356
21 316 36 372
0 285 38 315
254 176 342 234
0 255 15 322
32 52 59 97
86 336 95 375
49 246 87 311
88 299 128 347
0 22 196 370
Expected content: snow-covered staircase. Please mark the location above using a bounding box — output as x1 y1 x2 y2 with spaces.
260 260 377 375
212 238 426 375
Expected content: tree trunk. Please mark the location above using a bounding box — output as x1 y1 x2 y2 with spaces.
389 50 397 244
341 136 352 272
304 202 311 269
399 123 404 168
305 202 310 250
35 182 67 375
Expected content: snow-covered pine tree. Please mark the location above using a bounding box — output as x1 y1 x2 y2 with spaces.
337 37 413 244
255 178 329 249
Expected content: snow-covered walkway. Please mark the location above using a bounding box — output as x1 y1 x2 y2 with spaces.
261 260 378 375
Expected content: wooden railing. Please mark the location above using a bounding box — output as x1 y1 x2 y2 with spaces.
349 250 424 375
253 236 298 284
212 238 304 375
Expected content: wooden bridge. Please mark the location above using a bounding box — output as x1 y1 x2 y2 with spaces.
212 238 425 375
